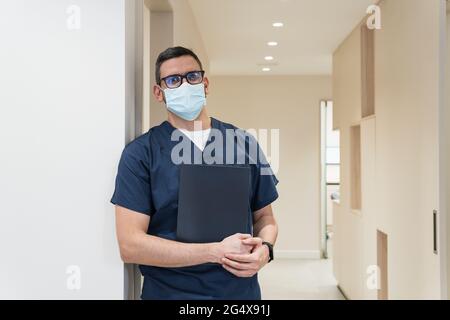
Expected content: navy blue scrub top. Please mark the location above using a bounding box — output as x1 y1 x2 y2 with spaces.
111 117 279 300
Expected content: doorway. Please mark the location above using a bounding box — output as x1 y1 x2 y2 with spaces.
124 0 174 300
320 100 340 259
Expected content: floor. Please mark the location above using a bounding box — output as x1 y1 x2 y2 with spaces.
259 258 345 300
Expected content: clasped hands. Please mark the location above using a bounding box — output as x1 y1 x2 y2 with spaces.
212 233 270 278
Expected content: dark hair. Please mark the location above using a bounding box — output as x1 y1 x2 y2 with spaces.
155 46 203 85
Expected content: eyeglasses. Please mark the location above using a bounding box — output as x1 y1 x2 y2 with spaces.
160 71 205 89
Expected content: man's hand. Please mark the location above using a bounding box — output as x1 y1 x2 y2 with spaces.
116 207 254 268
210 233 254 264
220 237 270 278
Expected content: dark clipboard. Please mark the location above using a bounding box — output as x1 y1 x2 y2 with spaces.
176 164 251 243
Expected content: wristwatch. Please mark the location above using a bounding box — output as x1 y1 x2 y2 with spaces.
262 241 274 263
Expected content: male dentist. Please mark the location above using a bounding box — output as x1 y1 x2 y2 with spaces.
111 46 279 300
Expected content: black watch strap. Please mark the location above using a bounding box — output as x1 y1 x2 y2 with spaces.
262 241 274 263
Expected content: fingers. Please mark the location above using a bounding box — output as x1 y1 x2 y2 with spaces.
222 263 256 278
224 253 255 263
242 237 263 246
237 233 252 240
240 244 253 254
221 244 268 277
221 257 251 270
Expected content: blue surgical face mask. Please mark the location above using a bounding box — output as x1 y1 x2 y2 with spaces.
163 82 206 121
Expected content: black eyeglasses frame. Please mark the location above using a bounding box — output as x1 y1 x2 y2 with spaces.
159 70 206 88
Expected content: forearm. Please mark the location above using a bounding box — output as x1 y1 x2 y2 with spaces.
253 215 278 245
121 233 219 268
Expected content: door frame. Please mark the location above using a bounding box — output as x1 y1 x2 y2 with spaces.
320 101 327 258
123 0 149 300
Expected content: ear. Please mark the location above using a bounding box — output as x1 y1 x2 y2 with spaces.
153 85 165 103
203 77 210 96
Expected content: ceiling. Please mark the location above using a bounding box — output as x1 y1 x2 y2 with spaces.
188 0 376 75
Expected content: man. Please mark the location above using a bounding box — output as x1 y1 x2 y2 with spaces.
111 46 279 300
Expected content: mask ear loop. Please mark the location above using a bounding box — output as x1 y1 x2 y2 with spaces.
156 84 167 104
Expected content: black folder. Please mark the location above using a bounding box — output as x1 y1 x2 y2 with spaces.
176 164 251 243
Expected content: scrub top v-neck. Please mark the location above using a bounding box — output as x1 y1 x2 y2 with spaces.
111 117 279 300
178 127 211 152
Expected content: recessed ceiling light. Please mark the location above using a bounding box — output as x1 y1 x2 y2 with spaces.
262 67 271 72
264 56 274 61
267 41 278 46
272 22 284 28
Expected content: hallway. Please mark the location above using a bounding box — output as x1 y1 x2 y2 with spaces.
0 0 449 300
259 258 345 300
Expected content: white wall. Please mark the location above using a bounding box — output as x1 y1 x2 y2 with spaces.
374 0 442 299
207 76 332 258
445 5 450 297
332 18 373 300
333 0 444 299
0 0 127 299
